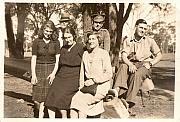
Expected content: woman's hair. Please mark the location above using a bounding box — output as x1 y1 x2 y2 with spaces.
62 27 76 41
86 31 101 43
38 20 58 40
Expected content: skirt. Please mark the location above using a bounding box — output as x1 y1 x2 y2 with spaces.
71 81 111 116
32 63 55 103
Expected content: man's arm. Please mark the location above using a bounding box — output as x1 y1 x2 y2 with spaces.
147 38 162 67
122 52 137 73
143 52 162 69
150 52 162 66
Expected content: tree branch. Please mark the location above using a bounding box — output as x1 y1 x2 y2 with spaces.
123 3 133 24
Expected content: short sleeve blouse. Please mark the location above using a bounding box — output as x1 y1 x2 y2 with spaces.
32 38 60 64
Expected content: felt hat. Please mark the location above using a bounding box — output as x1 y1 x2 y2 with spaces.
92 12 105 22
59 12 71 22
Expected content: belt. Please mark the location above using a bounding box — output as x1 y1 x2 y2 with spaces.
37 62 55 64
130 59 140 62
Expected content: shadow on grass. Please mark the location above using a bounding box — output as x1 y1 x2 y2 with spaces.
4 91 33 103
4 91 49 118
151 89 174 101
152 67 175 91
4 57 31 83
4 91 70 118
4 65 31 82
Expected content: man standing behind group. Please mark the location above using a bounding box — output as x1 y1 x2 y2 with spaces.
91 12 110 53
57 12 71 48
110 19 162 116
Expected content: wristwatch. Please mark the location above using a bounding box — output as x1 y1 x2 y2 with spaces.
149 61 153 67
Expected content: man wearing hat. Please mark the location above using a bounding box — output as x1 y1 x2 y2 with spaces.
57 12 71 48
109 19 162 116
91 13 110 53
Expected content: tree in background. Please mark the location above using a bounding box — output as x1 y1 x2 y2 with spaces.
5 3 29 58
5 3 16 58
15 3 29 58
148 21 175 53
5 3 175 59
109 3 133 67
5 3 81 58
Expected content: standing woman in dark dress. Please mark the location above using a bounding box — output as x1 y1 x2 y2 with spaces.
45 27 84 118
31 20 60 118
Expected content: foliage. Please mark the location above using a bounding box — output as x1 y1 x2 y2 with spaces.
148 21 175 53
5 3 176 58
150 3 174 15
24 3 82 40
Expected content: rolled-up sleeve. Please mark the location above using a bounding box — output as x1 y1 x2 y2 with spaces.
32 39 38 56
150 39 161 56
121 38 131 56
55 40 60 54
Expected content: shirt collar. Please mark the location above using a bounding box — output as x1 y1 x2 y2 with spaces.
89 46 99 54
130 35 146 43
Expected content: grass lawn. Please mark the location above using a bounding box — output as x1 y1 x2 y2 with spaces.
4 53 175 118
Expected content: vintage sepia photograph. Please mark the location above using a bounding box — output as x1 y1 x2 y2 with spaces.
3 1 177 119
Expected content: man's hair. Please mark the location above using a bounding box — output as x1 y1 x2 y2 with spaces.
135 19 147 26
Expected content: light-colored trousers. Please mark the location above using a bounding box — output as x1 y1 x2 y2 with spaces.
113 62 151 103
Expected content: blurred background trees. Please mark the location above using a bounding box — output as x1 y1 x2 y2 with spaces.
4 3 175 63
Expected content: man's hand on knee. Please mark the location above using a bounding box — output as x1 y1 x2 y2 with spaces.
128 63 137 73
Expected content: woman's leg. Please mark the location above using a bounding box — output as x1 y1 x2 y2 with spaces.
78 111 87 118
39 102 45 118
60 110 67 118
47 107 56 118
70 109 78 118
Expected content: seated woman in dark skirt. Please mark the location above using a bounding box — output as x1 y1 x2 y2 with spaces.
45 27 84 118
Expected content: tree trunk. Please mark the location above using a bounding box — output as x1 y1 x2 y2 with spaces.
16 3 28 59
82 4 92 44
112 3 124 67
113 3 133 68
109 4 117 65
103 4 109 30
5 4 16 58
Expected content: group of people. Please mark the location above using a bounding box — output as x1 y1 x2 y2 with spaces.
31 11 162 118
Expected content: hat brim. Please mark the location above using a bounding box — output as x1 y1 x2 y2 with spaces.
60 19 70 22
59 19 71 22
93 20 104 23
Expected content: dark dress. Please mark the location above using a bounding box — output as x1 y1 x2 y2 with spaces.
32 38 60 102
45 43 84 109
